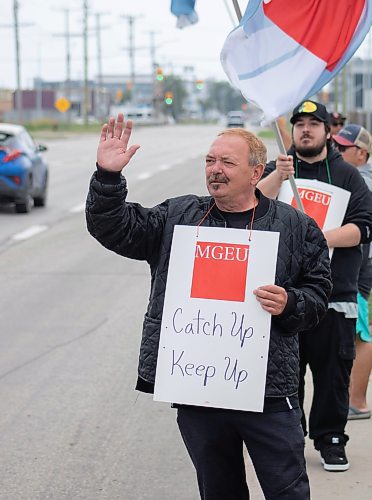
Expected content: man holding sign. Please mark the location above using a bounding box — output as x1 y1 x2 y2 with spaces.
259 100 372 472
86 113 331 499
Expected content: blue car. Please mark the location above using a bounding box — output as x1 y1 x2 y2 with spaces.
0 123 49 213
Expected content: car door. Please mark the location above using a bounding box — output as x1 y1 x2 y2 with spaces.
19 130 44 192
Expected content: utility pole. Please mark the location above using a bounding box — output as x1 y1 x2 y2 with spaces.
95 12 109 121
36 43 42 118
367 31 372 131
0 1 32 122
341 66 347 117
121 15 144 106
53 8 75 123
334 75 339 112
82 0 89 125
13 0 22 122
149 30 161 119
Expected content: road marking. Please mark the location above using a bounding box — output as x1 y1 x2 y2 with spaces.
70 203 86 213
12 225 48 241
137 172 153 180
159 163 171 171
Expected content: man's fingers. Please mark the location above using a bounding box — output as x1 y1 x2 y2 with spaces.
114 113 124 138
126 144 141 161
121 119 134 146
107 116 115 137
99 123 108 143
253 285 287 315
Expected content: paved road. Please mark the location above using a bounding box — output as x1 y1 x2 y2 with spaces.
0 124 371 499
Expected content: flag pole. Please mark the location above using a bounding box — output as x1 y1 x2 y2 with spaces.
271 121 304 211
231 0 242 20
229 0 304 212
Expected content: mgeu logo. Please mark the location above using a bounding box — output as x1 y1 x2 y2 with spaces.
191 241 250 302
292 188 331 229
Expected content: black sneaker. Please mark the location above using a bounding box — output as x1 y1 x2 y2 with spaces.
318 437 349 472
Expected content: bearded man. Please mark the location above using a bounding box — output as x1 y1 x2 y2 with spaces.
258 100 372 473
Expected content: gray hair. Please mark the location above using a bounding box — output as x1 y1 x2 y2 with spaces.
218 128 267 166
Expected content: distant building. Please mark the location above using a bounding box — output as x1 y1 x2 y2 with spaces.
328 57 372 129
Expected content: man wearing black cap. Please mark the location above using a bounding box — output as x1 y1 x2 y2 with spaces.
330 111 347 136
258 100 372 472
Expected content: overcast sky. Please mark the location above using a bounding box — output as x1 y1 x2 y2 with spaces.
1 1 371 90
1 0 238 89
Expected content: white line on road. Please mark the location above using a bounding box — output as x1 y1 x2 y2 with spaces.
137 172 154 180
69 203 86 213
158 164 171 171
12 225 48 241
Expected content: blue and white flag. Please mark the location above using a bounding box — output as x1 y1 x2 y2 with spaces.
221 0 372 122
171 0 198 29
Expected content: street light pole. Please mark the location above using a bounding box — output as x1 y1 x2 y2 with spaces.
13 0 22 122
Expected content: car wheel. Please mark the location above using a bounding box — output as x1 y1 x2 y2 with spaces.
15 177 33 213
33 173 48 207
15 193 33 213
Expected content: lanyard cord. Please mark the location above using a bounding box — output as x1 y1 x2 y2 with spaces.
196 200 257 240
325 158 332 184
247 201 256 241
295 157 332 184
196 202 216 237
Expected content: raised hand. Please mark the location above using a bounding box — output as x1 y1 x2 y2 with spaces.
97 113 140 172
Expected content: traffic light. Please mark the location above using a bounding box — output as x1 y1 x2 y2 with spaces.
115 89 123 103
196 79 204 90
164 91 173 105
156 67 164 81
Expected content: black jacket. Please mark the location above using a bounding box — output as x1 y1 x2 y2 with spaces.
265 147 372 302
86 169 332 398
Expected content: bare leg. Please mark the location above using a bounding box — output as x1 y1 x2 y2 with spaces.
349 336 372 411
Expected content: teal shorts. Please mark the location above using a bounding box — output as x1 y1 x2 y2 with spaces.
356 292 372 343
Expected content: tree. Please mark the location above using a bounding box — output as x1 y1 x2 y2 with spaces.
203 81 246 114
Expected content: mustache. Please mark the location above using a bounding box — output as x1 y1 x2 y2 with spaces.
208 173 228 184
301 133 312 140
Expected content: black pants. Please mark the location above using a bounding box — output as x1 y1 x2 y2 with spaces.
299 309 355 447
177 405 310 500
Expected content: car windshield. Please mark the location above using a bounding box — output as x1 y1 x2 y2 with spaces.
0 132 15 148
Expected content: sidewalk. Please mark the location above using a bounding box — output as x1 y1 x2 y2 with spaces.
245 372 372 499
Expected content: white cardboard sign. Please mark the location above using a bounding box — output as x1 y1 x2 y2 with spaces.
278 179 350 232
154 225 279 412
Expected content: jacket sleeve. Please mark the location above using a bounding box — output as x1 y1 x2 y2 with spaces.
343 166 372 244
86 169 168 264
274 216 332 335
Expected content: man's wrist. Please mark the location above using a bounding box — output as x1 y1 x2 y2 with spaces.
274 168 285 182
96 163 122 184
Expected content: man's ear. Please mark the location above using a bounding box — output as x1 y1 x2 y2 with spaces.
251 163 265 185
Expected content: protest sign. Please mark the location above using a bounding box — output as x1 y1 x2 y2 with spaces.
154 225 279 412
278 179 350 231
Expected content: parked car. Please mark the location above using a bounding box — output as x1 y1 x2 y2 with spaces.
226 110 245 128
0 123 49 213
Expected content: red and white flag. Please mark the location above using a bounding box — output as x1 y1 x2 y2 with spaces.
221 0 372 122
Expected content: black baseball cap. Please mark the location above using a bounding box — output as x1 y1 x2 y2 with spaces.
330 112 346 125
290 100 330 125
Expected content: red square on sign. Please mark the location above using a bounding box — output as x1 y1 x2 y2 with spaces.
292 188 331 229
190 241 249 302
